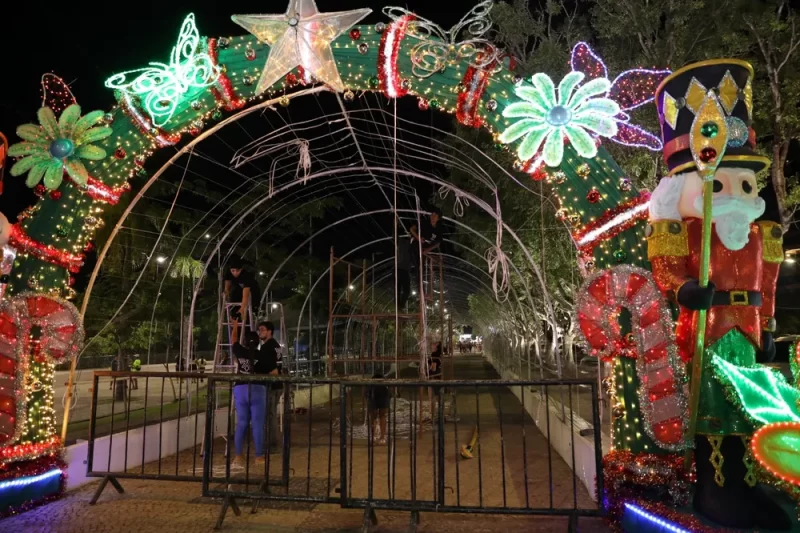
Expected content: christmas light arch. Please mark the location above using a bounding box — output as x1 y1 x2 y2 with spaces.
1 1 675 514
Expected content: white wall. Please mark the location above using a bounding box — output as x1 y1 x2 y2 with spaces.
63 383 332 491
64 408 228 491
483 352 608 502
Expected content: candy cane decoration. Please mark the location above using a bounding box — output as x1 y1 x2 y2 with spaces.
575 265 688 451
0 293 82 451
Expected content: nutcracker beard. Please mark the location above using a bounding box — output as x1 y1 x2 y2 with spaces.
692 193 766 250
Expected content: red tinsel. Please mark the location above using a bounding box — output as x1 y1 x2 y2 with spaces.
378 15 415 99
456 66 492 127
574 192 651 255
0 436 61 466
207 38 246 111
521 157 547 180
9 225 83 273
601 450 692 528
0 454 67 519
67 174 128 205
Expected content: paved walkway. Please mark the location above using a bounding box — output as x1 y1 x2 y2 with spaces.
5 355 610 532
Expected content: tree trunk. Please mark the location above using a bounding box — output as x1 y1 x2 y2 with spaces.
772 137 792 231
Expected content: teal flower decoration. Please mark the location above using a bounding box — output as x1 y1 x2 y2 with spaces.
499 72 621 167
8 105 112 190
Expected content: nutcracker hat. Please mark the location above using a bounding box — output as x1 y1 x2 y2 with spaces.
655 59 770 176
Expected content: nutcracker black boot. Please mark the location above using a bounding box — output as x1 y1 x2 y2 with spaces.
692 435 755 528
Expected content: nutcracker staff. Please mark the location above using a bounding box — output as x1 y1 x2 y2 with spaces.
647 60 789 529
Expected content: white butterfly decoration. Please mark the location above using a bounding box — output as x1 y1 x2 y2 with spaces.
383 1 501 79
105 14 220 128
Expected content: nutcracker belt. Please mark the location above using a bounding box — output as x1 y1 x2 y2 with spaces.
711 290 762 307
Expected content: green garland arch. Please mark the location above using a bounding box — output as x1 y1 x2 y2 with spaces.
4 4 661 454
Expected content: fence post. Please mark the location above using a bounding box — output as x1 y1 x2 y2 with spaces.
202 377 215 496
339 382 348 506
86 373 100 475
590 381 605 512
437 385 445 505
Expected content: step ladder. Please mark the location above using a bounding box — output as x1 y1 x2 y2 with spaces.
214 298 256 374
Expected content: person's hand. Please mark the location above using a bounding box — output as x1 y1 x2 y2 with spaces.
677 280 716 311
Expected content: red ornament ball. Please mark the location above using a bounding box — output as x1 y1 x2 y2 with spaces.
286 73 298 86
349 28 361 40
418 98 429 111
699 147 717 163
68 276 76 286
34 184 47 197
49 190 62 201
115 147 126 159
586 189 601 204
84 241 95 252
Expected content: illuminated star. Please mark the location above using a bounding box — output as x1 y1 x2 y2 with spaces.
232 0 371 95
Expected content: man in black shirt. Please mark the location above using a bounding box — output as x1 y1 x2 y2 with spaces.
232 331 269 466
408 207 442 268
257 321 282 450
224 257 260 345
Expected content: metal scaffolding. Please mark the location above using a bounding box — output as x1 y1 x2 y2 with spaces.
326 247 453 378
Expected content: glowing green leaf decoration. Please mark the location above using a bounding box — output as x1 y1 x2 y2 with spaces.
104 13 220 128
712 354 800 426
499 72 620 167
8 103 111 191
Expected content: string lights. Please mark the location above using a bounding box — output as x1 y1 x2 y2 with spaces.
105 14 221 128
39 74 77 115
570 41 670 151
1 7 675 521
711 349 800 426
574 265 688 450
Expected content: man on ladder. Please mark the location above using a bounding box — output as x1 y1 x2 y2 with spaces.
223 257 260 349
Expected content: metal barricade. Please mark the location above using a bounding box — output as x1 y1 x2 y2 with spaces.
85 371 212 503
83 372 603 531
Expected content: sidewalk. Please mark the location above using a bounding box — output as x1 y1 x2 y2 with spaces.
3 479 610 533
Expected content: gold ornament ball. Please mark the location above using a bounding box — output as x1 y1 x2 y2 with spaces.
602 376 614 395
343 90 355 102
27 277 39 289
279 96 291 107
612 403 625 419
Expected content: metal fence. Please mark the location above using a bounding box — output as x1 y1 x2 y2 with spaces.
85 372 604 532
85 371 215 503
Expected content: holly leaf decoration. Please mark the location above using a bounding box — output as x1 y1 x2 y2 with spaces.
712 354 800 426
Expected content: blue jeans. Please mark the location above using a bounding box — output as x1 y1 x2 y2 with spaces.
234 384 267 457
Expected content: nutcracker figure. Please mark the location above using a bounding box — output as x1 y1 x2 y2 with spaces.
648 60 789 529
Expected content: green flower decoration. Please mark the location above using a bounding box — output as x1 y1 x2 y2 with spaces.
499 72 620 167
8 104 112 190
